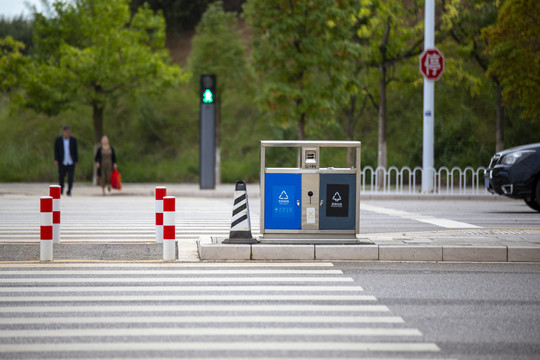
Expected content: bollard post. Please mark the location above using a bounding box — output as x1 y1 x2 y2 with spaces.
40 196 53 261
155 187 167 243
163 196 176 261
49 185 61 243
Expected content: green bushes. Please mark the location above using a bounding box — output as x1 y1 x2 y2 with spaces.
1 77 538 183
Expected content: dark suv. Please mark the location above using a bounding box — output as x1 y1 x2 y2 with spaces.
485 143 540 211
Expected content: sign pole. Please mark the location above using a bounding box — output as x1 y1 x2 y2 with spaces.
422 0 435 193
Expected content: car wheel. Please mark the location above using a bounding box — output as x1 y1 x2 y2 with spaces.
524 199 540 211
535 179 540 211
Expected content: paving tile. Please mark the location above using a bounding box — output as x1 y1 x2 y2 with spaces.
443 245 507 262
379 245 442 261
315 245 378 260
198 237 251 260
251 244 314 260
507 246 540 262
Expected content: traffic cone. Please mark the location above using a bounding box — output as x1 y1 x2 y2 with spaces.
223 181 258 244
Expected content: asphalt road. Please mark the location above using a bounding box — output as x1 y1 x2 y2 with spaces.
338 261 540 360
359 197 540 234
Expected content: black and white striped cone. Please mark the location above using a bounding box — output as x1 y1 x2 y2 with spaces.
223 181 258 244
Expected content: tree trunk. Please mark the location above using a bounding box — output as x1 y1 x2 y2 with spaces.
346 94 356 167
495 82 504 152
92 101 104 185
298 113 306 140
377 63 387 188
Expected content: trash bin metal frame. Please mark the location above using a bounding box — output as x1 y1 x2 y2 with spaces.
260 140 361 242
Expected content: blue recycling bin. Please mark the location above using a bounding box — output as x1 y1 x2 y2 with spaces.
264 173 301 229
260 141 361 243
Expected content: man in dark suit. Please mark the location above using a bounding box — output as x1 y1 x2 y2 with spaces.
54 125 78 196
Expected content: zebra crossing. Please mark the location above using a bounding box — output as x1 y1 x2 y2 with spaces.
0 219 256 242
0 196 259 243
0 262 453 359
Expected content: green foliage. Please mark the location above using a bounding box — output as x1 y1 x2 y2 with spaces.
129 0 215 35
243 0 360 139
0 99 94 182
483 0 540 122
21 0 187 145
0 37 27 95
1 0 538 185
188 1 254 98
0 82 267 183
0 16 33 53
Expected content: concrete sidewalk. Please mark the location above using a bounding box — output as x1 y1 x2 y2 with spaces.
198 228 540 262
1 182 539 263
3 230 539 262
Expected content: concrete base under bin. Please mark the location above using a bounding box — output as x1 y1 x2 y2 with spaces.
197 236 376 261
258 234 370 245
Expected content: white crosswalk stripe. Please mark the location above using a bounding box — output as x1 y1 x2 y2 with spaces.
0 219 260 242
0 262 452 359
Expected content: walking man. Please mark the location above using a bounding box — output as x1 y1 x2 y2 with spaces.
54 125 78 196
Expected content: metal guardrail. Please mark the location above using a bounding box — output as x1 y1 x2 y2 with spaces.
361 166 490 195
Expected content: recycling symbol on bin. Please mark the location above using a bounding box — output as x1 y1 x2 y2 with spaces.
278 190 290 206
332 192 342 202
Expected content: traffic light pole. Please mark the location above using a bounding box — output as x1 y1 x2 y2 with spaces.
422 0 435 193
200 75 216 189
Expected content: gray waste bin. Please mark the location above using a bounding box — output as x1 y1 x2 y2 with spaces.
260 141 361 243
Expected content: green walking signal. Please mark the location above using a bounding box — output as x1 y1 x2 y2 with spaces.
202 89 214 103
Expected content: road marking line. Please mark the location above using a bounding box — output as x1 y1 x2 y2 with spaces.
0 269 343 275
0 262 334 268
25 358 457 360
0 277 353 284
0 342 440 352
0 294 376 301
0 285 364 292
0 315 404 325
0 304 389 313
362 204 482 229
0 328 422 337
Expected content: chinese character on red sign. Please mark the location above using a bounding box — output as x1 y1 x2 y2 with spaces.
419 48 445 81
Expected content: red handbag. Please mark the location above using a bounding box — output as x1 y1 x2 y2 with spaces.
111 168 122 190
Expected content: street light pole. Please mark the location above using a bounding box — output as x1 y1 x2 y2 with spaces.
422 0 435 193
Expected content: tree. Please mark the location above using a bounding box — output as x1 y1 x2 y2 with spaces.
450 1 504 151
129 0 214 36
22 0 186 161
187 1 254 184
483 0 540 123
0 37 27 95
128 0 246 36
359 0 425 174
0 16 34 54
337 1 374 166
243 0 360 140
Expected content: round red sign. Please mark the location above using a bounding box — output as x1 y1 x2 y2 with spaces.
419 48 445 81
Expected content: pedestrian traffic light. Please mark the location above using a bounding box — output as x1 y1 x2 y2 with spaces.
202 89 213 103
200 74 216 104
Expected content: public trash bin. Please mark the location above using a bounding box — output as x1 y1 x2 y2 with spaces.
260 141 361 243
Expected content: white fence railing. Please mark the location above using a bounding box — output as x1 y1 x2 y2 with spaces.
361 166 490 195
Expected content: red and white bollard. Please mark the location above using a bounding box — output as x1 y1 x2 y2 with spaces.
163 196 176 261
155 187 167 243
40 196 53 261
49 185 61 243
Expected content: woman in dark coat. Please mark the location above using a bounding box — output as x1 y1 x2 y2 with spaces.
94 135 117 195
